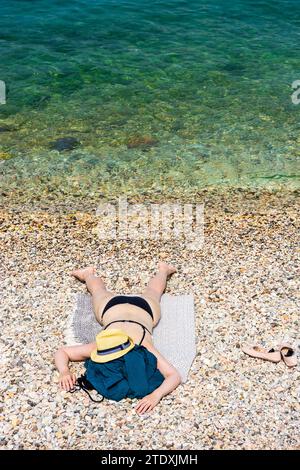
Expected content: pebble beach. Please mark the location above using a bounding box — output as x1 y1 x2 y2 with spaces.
1 188 299 450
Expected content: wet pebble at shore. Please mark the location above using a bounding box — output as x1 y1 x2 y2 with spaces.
0 189 299 449
49 137 81 152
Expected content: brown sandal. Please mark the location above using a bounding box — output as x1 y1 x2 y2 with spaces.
278 344 298 368
241 344 281 363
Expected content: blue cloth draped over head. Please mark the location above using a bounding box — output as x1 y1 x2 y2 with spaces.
84 345 164 401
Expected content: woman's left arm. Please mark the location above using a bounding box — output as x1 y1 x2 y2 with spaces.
135 343 182 414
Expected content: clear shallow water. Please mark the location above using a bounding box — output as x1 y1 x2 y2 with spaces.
0 0 300 199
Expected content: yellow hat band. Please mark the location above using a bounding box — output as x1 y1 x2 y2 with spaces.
96 339 131 356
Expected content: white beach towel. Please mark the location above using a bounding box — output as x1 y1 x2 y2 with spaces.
66 293 196 383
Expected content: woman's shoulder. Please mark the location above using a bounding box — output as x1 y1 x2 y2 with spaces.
142 339 155 351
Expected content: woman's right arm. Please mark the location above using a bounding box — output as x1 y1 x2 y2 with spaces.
54 342 96 391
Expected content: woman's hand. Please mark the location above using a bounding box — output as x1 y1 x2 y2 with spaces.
59 371 76 391
54 342 96 391
135 391 161 415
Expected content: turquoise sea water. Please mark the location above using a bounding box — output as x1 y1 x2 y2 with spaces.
0 0 300 199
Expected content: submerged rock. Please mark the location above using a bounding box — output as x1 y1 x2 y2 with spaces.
31 95 51 108
49 137 80 152
0 125 14 132
126 135 159 150
0 151 12 160
221 62 246 75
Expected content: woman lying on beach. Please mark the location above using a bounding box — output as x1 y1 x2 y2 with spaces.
54 262 181 414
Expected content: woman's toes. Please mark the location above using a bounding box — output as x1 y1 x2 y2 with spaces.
71 266 96 281
158 261 177 275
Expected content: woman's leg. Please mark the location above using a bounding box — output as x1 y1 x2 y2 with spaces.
143 262 177 302
71 267 114 321
142 262 176 325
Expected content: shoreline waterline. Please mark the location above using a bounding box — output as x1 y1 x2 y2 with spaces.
1 0 300 195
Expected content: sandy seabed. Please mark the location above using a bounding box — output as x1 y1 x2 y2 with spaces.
0 188 299 450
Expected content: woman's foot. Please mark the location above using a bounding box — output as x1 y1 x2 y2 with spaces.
158 262 177 277
71 266 96 282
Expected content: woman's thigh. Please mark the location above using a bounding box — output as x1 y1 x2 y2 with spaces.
92 291 115 323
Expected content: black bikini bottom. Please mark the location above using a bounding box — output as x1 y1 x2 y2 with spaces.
101 295 154 320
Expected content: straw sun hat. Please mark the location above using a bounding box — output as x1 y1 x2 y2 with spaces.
90 329 135 363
